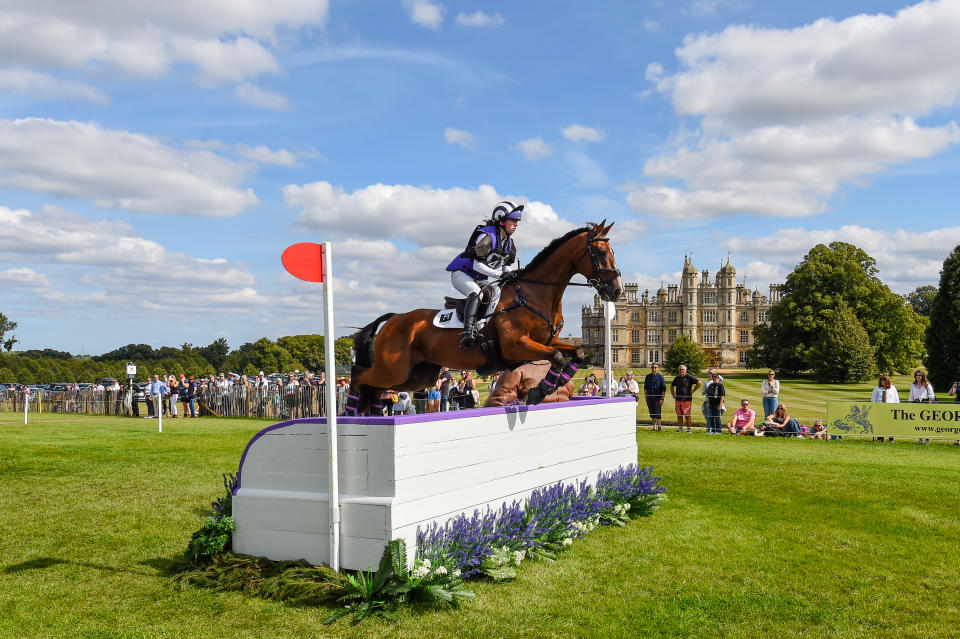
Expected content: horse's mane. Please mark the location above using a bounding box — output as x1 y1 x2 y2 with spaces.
517 226 590 275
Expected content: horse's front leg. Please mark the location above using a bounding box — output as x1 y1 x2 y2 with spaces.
502 336 581 405
548 339 585 364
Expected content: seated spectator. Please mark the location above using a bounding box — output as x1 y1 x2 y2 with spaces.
726 399 758 436
871 374 900 403
808 418 828 440
759 403 800 437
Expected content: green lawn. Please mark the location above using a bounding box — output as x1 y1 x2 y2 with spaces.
1 414 958 638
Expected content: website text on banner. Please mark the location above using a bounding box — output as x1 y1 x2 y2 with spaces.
826 401 960 440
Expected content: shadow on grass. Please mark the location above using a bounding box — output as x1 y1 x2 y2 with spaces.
3 557 69 573
141 555 193 577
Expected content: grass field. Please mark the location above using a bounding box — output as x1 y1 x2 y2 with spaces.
1 413 958 638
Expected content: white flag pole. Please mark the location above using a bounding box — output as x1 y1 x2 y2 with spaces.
157 393 163 433
24 389 29 424
322 242 341 572
604 301 614 397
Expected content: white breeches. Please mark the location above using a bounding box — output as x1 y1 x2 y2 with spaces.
450 271 501 315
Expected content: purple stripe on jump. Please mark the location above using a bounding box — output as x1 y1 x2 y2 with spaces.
233 395 635 492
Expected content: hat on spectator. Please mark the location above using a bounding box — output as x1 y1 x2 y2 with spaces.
259 371 265 375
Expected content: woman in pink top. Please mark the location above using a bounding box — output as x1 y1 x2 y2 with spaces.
726 399 758 435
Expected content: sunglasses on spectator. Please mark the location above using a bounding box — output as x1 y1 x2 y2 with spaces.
741 402 749 406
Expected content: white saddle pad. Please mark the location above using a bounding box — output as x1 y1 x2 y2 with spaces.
432 309 487 331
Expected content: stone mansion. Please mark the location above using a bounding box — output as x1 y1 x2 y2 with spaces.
581 256 781 368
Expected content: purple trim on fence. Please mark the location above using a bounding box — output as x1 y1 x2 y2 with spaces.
233 396 635 493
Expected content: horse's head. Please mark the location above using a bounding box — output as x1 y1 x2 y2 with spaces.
579 220 623 302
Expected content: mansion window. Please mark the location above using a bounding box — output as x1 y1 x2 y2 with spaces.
740 330 749 344
631 330 640 343
727 310 732 321
631 312 641 321
728 293 732 304
739 350 749 364
631 349 640 364
740 311 749 323
593 330 600 343
648 350 660 363
703 293 716 304
647 330 661 344
702 310 717 322
668 310 677 322
612 329 619 343
668 329 677 343
648 310 661 322
612 350 619 363
758 310 770 322
703 330 717 344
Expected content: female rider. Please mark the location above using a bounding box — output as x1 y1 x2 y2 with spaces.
446 201 523 349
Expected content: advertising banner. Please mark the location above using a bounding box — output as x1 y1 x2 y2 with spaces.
826 401 960 439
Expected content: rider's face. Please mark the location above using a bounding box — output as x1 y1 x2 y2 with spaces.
502 219 519 235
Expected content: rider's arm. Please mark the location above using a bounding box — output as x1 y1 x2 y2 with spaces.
471 258 502 280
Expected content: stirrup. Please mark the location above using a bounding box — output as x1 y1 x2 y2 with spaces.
460 329 478 349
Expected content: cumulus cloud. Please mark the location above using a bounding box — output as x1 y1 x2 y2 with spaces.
0 267 51 289
455 11 504 27
234 144 300 167
721 225 960 291
0 69 109 104
0 118 258 216
284 182 578 252
234 83 291 111
642 18 661 33
562 124 607 143
0 1 329 84
631 0 960 220
444 127 477 149
403 0 445 28
514 137 553 160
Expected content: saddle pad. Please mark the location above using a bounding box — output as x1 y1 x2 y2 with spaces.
432 309 487 331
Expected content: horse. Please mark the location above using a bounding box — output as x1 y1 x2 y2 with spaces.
345 221 623 415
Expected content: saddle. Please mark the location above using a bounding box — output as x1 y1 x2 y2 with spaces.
443 296 469 322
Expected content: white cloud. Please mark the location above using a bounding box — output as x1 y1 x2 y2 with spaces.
403 0 445 28
0 118 259 216
721 225 960 291
565 151 611 188
0 267 51 289
631 0 960 220
234 83 291 111
562 124 607 143
283 182 576 252
682 0 746 17
642 18 661 33
455 11 504 27
235 144 300 167
444 127 476 149
0 1 329 83
514 137 553 160
0 69 109 104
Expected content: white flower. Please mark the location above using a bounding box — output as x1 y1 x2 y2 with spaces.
434 565 448 576
452 569 461 578
513 550 525 566
412 565 430 579
623 503 631 511
562 538 573 546
421 558 431 569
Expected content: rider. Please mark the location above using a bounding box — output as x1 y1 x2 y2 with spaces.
446 201 523 348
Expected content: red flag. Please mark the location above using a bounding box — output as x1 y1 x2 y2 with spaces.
282 242 325 282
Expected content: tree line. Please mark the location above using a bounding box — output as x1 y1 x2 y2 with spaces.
0 333 354 385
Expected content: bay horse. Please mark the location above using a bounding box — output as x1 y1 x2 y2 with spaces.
345 221 623 414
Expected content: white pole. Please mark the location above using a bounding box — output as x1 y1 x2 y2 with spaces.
604 300 614 397
24 389 28 424
157 393 162 433
322 241 341 572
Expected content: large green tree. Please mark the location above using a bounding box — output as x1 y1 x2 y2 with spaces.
925 244 960 390
753 242 926 375
808 305 877 382
664 334 708 376
905 285 937 317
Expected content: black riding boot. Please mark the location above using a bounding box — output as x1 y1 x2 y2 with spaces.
460 292 481 349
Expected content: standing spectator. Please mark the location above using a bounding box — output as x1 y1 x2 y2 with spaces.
704 370 725 434
462 371 476 408
438 367 453 411
302 370 316 417
871 374 900 403
186 376 198 417
619 370 640 398
579 373 600 396
284 373 300 419
726 399 758 435
167 376 179 418
761 370 780 419
380 389 396 415
336 377 349 416
426 379 441 413
148 374 168 419
670 364 701 433
908 370 935 403
643 363 667 431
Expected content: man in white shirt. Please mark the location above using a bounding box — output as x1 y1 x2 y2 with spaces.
619 370 640 397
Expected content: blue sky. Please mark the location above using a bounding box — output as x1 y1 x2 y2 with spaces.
2 0 959 354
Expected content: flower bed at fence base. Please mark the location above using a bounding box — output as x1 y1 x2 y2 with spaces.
174 464 666 624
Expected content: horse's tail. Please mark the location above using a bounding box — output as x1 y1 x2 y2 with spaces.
352 313 396 368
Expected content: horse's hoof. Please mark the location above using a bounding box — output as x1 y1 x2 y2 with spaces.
527 387 545 405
